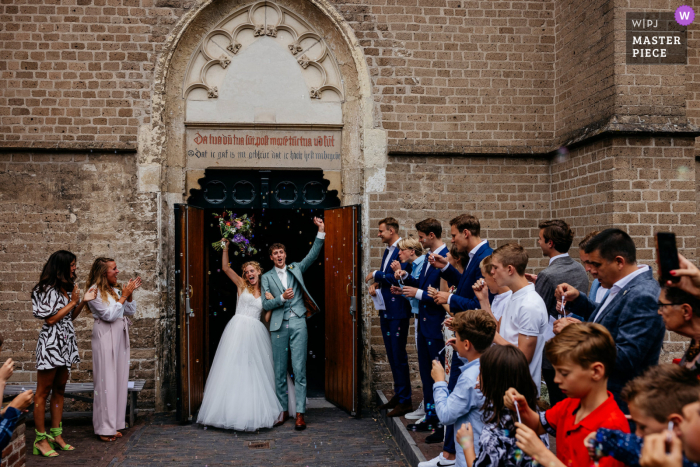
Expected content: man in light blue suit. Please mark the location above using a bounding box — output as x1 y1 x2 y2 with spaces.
262 217 325 431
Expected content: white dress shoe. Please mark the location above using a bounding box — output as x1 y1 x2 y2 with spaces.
405 400 426 420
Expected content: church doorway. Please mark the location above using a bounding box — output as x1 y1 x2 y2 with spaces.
175 169 361 422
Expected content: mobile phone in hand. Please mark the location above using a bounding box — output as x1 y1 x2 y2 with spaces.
655 232 680 284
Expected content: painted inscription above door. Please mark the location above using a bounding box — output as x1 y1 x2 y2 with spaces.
186 127 342 170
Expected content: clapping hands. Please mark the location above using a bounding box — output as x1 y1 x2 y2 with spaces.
122 277 142 300
0 358 13 383
83 285 97 303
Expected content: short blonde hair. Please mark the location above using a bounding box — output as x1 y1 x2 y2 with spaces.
398 237 424 256
480 255 494 275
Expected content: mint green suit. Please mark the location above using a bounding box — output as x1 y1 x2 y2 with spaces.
261 236 323 414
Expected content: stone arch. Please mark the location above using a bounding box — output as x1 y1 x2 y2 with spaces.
182 1 344 104
141 0 385 410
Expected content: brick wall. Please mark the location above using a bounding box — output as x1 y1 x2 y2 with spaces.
553 0 615 141
0 152 158 408
361 0 556 154
551 136 697 262
0 419 25 467
0 0 558 154
0 0 183 148
614 1 692 128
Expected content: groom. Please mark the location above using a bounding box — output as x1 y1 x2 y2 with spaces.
261 216 325 430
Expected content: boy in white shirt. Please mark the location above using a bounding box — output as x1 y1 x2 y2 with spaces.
472 254 512 325
489 244 548 394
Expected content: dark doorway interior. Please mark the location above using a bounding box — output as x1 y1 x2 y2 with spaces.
204 207 326 398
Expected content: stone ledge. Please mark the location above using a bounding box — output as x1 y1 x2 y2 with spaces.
376 390 426 467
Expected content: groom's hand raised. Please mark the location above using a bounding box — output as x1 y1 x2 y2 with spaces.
282 288 295 300
313 217 325 232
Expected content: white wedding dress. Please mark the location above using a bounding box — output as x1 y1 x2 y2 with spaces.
197 289 292 431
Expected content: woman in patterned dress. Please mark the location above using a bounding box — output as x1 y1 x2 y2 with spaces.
31 251 94 457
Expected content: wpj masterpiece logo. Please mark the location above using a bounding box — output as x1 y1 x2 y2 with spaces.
626 12 688 64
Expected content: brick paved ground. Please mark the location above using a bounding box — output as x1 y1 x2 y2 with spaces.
25 408 408 467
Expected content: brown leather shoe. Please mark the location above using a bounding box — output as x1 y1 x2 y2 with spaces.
387 402 413 418
378 395 400 411
273 411 289 427
295 413 306 431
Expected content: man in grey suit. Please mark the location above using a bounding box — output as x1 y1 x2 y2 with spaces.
528 220 588 405
261 217 325 431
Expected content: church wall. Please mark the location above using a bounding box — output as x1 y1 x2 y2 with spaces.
0 152 160 409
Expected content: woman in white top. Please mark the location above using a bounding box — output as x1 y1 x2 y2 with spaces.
85 257 141 442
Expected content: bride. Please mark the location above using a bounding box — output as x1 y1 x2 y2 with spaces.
197 238 293 430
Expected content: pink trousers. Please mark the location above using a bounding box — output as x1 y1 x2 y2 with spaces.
92 317 130 436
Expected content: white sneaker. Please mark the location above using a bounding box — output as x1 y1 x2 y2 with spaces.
405 400 426 420
418 453 455 467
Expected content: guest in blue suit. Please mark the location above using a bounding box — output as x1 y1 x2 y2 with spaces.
554 229 664 413
394 219 448 437
578 230 609 307
366 217 414 417
422 215 493 462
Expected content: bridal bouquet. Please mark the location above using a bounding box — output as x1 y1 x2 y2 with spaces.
211 211 258 255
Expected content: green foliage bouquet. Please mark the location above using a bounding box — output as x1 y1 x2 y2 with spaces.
211 211 258 255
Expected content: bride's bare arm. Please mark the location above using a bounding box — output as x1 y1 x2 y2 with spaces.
264 310 271 323
221 239 245 289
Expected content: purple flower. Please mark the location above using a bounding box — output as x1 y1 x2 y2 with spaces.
233 234 245 243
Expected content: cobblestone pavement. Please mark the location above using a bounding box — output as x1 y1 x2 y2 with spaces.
26 408 409 467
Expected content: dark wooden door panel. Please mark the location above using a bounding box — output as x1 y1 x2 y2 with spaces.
324 205 360 414
175 204 206 422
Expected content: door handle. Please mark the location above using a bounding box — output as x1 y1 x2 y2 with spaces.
182 285 194 318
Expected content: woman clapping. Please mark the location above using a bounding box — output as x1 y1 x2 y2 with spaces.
85 258 141 442
31 250 93 457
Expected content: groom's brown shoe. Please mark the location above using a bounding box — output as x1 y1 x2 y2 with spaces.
295 413 306 431
274 411 289 427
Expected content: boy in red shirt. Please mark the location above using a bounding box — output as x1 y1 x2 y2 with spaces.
504 322 630 467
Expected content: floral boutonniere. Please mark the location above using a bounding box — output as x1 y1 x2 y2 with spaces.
288 265 295 271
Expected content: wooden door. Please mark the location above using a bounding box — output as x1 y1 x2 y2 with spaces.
324 205 361 415
175 204 207 422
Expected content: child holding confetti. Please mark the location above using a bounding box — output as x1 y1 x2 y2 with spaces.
583 364 700 467
457 344 542 467
504 323 629 467
431 309 497 467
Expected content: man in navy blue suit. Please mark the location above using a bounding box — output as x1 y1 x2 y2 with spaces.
394 218 448 436
421 215 493 464
366 217 414 417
